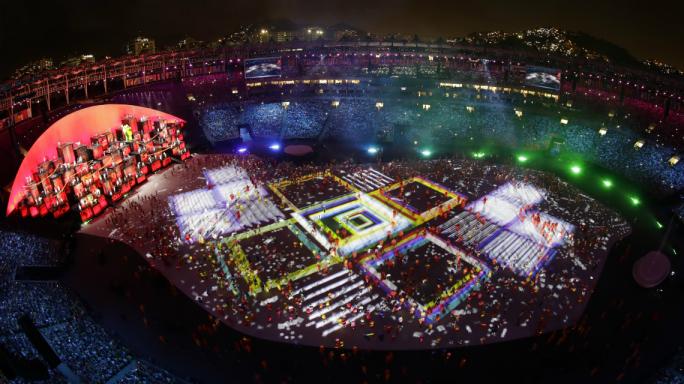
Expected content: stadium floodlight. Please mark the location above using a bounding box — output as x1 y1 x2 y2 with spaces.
420 149 432 157
517 155 528 163
629 196 640 206
367 146 379 155
237 147 248 154
570 165 582 175
602 179 613 188
269 143 281 151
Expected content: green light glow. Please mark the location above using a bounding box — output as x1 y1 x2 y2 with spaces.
629 196 640 206
602 179 613 188
420 149 432 157
570 165 582 175
656 221 663 229
517 155 528 163
473 152 486 159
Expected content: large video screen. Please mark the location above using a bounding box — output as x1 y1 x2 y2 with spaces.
525 66 561 91
244 57 282 79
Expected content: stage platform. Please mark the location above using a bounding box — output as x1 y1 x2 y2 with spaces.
79 154 630 350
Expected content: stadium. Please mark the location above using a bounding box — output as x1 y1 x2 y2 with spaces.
0 7 683 384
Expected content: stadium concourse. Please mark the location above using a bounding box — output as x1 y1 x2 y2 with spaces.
1 45 684 384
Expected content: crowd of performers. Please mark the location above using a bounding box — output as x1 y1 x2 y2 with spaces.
71 151 684 383
95 153 630 351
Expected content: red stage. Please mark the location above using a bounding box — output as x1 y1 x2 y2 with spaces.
7 104 188 220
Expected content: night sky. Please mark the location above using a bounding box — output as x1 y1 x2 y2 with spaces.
1 0 683 79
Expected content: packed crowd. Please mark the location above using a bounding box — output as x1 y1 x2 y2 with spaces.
0 229 186 383
83 153 629 350
194 92 684 194
0 230 64 270
650 348 684 384
4 45 683 383
372 158 631 341
197 102 241 142
40 318 132 383
118 360 184 384
3 149 670 382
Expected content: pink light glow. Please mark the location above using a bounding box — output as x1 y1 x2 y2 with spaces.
6 104 185 216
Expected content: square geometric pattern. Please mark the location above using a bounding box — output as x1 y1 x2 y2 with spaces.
359 231 490 323
222 221 342 294
371 176 466 223
297 193 413 256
